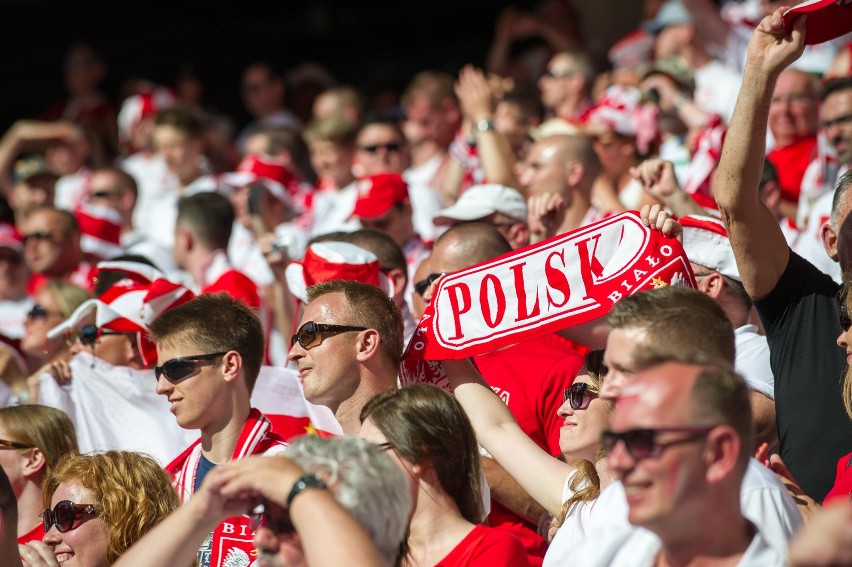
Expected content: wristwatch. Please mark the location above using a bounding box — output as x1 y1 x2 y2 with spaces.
286 473 326 507
473 118 495 136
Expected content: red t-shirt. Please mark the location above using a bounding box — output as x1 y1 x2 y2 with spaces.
435 525 531 567
766 136 818 204
17 523 45 545
823 450 852 505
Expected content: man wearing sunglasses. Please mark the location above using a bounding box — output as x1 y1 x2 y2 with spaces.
19 206 94 293
150 293 286 567
594 360 784 566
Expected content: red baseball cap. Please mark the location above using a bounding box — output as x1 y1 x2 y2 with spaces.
784 0 852 45
351 173 409 220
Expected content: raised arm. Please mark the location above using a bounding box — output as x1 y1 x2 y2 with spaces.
714 9 806 299
442 358 571 516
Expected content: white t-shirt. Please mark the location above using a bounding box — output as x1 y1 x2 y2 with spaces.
308 181 360 238
0 296 33 339
547 458 802 565
694 60 742 125
735 325 775 400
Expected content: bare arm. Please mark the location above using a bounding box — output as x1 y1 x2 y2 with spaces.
631 158 706 217
714 10 806 299
443 359 571 516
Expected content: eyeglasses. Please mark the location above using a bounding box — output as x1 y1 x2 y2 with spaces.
601 427 717 460
249 503 295 535
154 352 229 383
290 322 367 350
42 500 98 533
0 438 33 450
21 231 56 246
563 382 599 410
76 325 134 347
26 304 65 321
542 68 574 80
358 142 401 154
413 272 445 298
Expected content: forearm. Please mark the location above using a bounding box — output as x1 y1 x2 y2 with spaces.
660 187 706 217
475 129 520 192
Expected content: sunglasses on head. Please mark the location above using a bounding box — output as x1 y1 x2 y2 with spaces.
42 500 98 533
290 322 367 350
26 303 64 321
413 272 445 298
563 382 598 410
154 352 229 383
249 503 295 535
76 325 133 347
359 142 401 154
600 426 717 461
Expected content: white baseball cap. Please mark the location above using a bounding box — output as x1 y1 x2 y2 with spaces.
433 184 528 226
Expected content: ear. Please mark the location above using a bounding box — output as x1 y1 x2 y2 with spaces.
822 221 840 261
23 447 47 479
507 223 529 249
221 351 244 383
697 271 724 299
704 426 741 484
387 267 407 297
565 160 585 188
354 329 382 363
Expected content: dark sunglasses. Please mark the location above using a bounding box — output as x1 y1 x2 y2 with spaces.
563 382 599 410
77 325 133 347
601 427 716 460
21 231 55 246
413 272 445 298
26 303 64 321
249 503 295 535
89 189 122 200
154 352 229 383
0 438 33 450
359 142 401 154
42 500 98 533
290 322 367 350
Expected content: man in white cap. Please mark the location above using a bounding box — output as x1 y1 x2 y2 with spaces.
433 183 530 250
680 214 777 451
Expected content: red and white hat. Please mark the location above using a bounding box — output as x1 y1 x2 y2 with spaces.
284 241 393 303
219 155 298 209
586 85 659 155
117 84 177 141
784 0 852 46
76 203 124 260
47 262 195 367
680 215 740 282
0 223 23 254
351 173 409 220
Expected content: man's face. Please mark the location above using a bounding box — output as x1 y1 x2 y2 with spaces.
155 339 226 431
10 175 56 219
823 88 852 165
354 124 407 175
538 54 576 110
308 139 355 189
358 204 412 248
287 293 362 411
768 70 819 145
600 326 649 400
517 139 568 199
0 247 28 301
86 171 127 213
153 125 200 178
242 66 279 118
654 24 691 59
402 95 445 148
606 364 708 532
494 101 529 157
21 210 76 277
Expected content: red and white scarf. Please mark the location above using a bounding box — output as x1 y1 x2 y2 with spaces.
401 211 695 388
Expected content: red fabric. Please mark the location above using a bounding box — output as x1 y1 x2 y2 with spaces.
26 262 98 295
767 136 818 204
473 334 583 562
434 524 531 567
17 523 45 546
201 269 261 311
823 450 852 505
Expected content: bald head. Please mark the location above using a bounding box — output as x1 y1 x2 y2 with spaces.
520 134 601 199
430 222 512 273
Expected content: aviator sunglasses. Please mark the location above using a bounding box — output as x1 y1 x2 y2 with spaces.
290 321 367 350
155 352 229 383
42 500 98 533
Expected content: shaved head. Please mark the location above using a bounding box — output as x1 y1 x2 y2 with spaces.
430 222 512 273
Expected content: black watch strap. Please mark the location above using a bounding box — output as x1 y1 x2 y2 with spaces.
286 473 326 507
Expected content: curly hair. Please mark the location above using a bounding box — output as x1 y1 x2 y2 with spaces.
43 451 179 563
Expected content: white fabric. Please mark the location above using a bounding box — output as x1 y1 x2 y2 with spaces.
120 229 179 276
249 366 343 436
693 60 742 125
798 190 843 284
308 181 360 238
548 458 802 566
735 325 775 400
409 181 445 244
54 168 91 212
0 296 33 339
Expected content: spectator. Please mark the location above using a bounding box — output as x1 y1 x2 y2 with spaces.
0 224 32 340
433 183 531 250
312 85 365 126
0 468 22 567
4 156 57 226
537 50 595 123
20 207 94 293
235 61 300 153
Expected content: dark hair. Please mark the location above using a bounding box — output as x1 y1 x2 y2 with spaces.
176 192 234 251
148 293 265 392
0 467 16 534
360 384 484 524
339 229 407 276
154 104 206 139
821 77 852 102
93 255 157 296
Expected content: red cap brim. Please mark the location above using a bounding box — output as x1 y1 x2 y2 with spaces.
784 0 852 45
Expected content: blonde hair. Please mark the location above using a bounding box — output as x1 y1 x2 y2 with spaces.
0 405 78 482
43 280 90 319
43 451 179 563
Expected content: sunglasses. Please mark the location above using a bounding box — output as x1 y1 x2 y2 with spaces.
26 303 65 321
0 438 33 450
249 503 295 535
601 426 717 460
290 322 367 350
563 382 599 410
42 500 98 533
413 272 445 298
89 188 122 200
358 142 401 154
76 325 133 347
21 231 56 246
154 352 229 383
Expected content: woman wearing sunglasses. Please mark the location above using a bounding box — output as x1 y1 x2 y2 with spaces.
359 384 531 567
18 450 179 567
442 350 612 550
0 405 77 545
21 282 90 403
